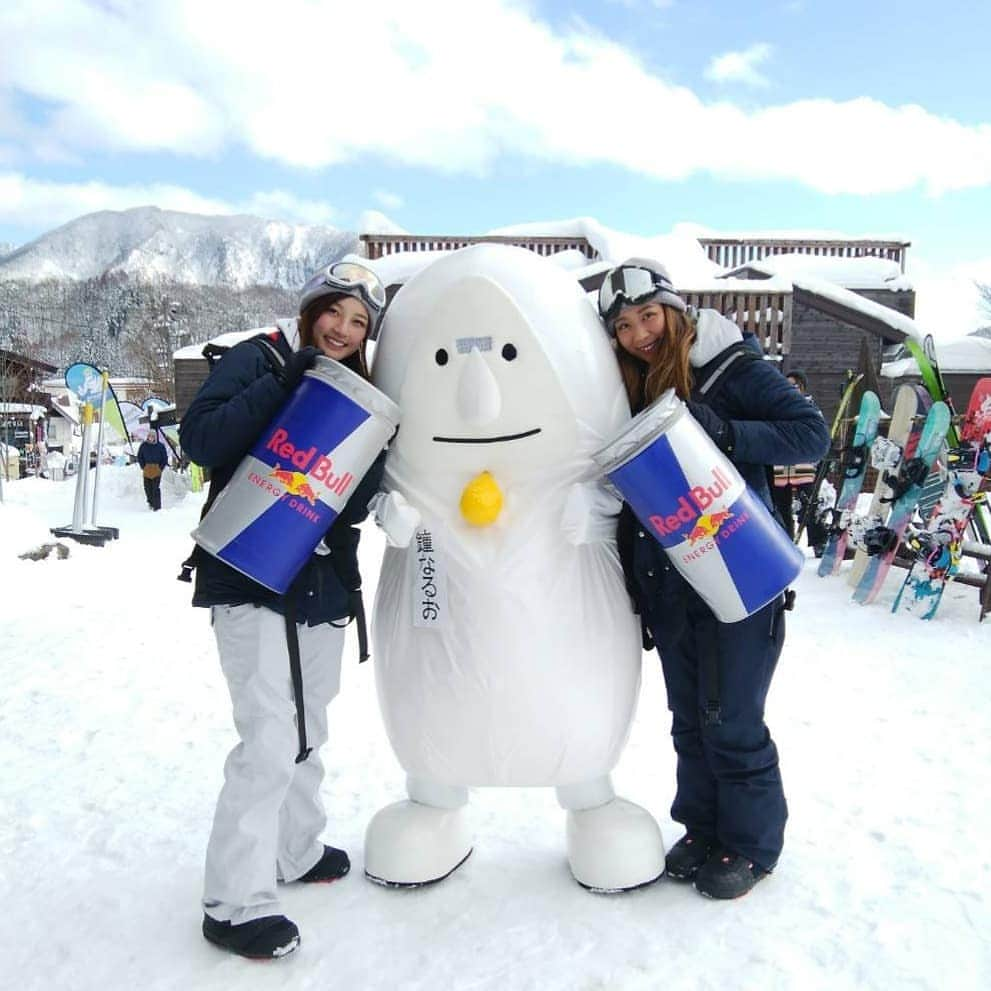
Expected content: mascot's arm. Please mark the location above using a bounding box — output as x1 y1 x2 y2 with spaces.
561 480 622 545
368 490 421 548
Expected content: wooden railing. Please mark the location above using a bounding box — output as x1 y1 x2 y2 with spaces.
698 237 910 273
681 289 792 357
360 233 600 261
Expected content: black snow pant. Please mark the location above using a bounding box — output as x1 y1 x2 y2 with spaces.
648 593 788 873
143 475 162 511
774 482 826 552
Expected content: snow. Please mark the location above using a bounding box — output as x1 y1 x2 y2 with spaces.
883 336 991 377
487 217 721 285
0 206 357 288
724 252 913 291
0 402 46 418
792 276 925 343
2 467 989 990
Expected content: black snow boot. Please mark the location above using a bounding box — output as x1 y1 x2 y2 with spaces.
298 844 350 883
202 913 300 959
664 833 714 881
693 850 767 899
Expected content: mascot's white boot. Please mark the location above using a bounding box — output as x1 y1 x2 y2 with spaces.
364 778 473 887
558 777 665 892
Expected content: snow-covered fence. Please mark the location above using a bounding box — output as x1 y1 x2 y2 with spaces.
698 236 911 274
360 233 601 261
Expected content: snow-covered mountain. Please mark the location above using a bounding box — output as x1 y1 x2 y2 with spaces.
0 206 358 288
0 241 15 259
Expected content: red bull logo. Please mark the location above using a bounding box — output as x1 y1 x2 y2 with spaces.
264 427 354 498
268 466 318 505
686 509 734 545
649 466 733 540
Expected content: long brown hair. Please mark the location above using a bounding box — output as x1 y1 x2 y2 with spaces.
615 305 697 412
297 295 371 380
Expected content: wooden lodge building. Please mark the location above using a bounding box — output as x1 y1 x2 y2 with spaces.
175 231 931 426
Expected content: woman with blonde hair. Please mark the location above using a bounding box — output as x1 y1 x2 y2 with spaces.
598 259 829 899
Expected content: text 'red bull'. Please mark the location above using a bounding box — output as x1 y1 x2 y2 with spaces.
265 428 354 498
649 466 732 540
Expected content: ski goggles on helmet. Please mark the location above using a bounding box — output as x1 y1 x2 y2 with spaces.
300 259 387 333
597 265 680 329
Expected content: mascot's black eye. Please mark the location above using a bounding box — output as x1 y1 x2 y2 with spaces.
501 343 517 361
435 348 449 366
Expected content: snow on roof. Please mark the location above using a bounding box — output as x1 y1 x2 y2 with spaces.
173 318 301 361
173 325 273 360
882 335 991 377
693 227 911 243
0 403 46 418
726 253 913 291
487 218 720 285
791 276 924 343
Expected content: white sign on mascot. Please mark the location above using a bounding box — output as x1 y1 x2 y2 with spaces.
366 244 665 892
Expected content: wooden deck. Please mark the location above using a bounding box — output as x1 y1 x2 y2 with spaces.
360 233 600 261
698 236 911 273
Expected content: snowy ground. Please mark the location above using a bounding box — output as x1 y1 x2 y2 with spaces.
2 467 989 990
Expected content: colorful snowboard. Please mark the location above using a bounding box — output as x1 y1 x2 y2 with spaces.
851 401 950 605
892 377 991 619
848 384 931 587
818 391 881 577
904 336 990 543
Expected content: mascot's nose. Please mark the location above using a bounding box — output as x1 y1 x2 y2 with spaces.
456 348 501 425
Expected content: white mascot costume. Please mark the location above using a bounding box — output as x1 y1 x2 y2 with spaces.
366 245 664 892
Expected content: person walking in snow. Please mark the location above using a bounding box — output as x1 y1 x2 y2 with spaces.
179 257 387 959
136 429 169 510
598 259 829 899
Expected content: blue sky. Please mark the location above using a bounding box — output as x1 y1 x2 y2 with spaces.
1 0 989 332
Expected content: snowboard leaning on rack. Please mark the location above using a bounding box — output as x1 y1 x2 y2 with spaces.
892 377 991 619
795 372 864 548
848 384 931 588
850 401 950 605
905 335 990 544
818 390 881 577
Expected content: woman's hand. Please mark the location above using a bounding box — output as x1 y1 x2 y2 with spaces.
280 346 322 392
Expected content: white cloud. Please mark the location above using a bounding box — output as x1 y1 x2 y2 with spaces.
1 2 991 197
0 173 339 229
705 43 773 88
373 189 405 211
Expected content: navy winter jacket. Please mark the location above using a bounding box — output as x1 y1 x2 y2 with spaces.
137 440 168 469
179 333 385 627
617 331 830 632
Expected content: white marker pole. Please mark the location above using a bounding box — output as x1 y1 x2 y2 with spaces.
89 371 110 527
71 404 94 532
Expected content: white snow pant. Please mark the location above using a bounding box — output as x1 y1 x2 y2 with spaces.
203 603 344 925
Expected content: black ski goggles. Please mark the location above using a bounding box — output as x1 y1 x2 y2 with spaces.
597 265 672 326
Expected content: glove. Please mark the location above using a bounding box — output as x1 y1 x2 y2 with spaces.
687 400 735 456
561 480 622 546
368 491 421 548
281 346 322 392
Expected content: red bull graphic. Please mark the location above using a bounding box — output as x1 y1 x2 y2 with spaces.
193 356 400 593
593 392 803 623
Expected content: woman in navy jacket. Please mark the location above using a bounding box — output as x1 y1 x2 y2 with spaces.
180 259 387 958
599 258 829 899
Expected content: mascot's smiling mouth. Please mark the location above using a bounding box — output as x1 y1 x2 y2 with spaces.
432 428 542 444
